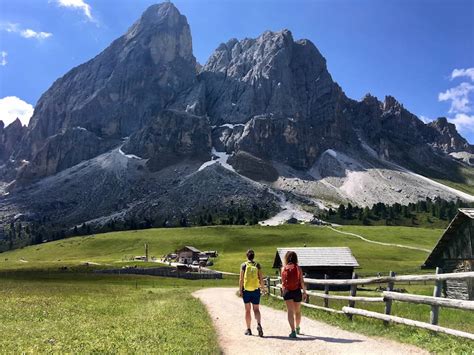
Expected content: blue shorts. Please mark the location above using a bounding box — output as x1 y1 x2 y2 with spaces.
243 289 261 304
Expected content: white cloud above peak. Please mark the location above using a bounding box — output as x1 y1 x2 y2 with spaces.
438 67 474 137
451 68 474 81
56 0 94 21
1 23 52 41
0 96 34 127
438 82 474 113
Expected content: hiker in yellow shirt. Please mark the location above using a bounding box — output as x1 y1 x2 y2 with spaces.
239 249 264 337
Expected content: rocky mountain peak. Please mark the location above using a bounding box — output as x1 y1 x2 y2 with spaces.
0 118 27 163
427 117 472 153
382 95 403 112
17 1 198 179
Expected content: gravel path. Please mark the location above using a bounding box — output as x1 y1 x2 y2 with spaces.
327 226 431 253
193 288 427 355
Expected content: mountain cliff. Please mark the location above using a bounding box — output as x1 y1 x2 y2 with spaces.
1 2 473 245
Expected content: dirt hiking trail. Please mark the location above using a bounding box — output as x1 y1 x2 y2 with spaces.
193 288 426 355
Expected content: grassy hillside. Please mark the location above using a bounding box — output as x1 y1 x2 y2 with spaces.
0 225 442 275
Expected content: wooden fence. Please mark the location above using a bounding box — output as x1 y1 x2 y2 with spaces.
265 269 474 340
96 266 222 279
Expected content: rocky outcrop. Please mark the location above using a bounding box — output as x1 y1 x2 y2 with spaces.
17 127 118 183
227 150 278 182
19 2 199 162
122 109 211 171
0 119 27 163
427 117 473 154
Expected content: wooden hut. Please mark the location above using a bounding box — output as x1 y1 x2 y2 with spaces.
176 246 201 264
273 247 359 290
423 208 474 300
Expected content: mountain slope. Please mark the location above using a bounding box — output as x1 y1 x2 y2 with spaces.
0 2 473 243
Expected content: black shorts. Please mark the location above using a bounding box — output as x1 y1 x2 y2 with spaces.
243 289 261 304
283 289 302 302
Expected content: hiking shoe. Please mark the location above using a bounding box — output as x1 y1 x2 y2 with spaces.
257 323 264 337
289 330 297 338
244 329 252 336
296 326 301 335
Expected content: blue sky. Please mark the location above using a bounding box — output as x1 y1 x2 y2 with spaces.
1 0 473 141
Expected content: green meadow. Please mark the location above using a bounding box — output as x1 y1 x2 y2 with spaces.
0 225 442 275
1 224 473 353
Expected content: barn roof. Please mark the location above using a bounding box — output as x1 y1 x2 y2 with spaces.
273 247 359 268
179 246 201 253
423 208 474 268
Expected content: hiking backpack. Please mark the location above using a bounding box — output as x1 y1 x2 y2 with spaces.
281 263 301 291
243 261 259 291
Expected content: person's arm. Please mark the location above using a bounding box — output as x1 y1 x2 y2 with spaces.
258 268 265 293
239 268 244 297
299 266 308 301
280 267 286 293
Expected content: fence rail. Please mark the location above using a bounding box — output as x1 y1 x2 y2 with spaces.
265 269 474 341
303 271 474 286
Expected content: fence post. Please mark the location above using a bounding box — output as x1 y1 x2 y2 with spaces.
266 276 270 296
430 267 442 325
324 274 329 308
347 272 358 320
384 271 395 325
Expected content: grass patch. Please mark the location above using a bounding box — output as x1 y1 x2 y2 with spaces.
0 273 221 353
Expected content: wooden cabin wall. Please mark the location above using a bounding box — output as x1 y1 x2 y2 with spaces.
302 267 354 291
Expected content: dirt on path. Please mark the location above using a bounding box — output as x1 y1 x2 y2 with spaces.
193 288 427 355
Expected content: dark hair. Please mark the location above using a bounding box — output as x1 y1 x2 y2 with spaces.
246 249 255 261
284 251 298 265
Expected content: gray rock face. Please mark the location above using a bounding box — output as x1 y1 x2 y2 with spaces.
122 109 211 171
201 30 334 124
201 30 359 170
227 150 278 182
20 2 198 163
17 127 118 183
0 119 27 163
427 117 473 154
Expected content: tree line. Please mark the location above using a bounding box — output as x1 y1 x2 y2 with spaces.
320 197 470 226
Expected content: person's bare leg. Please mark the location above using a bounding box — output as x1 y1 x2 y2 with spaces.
245 303 252 329
294 302 302 328
252 303 261 324
285 300 295 331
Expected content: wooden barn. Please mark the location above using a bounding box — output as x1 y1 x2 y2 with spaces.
423 208 474 300
176 246 201 264
272 247 359 290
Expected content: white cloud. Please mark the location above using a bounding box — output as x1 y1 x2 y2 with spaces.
0 51 7 66
438 68 474 137
20 29 52 40
448 113 474 135
0 96 34 127
56 0 93 21
451 68 474 81
438 82 474 114
1 23 52 41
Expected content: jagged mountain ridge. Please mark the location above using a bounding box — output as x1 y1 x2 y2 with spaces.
1 2 473 238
